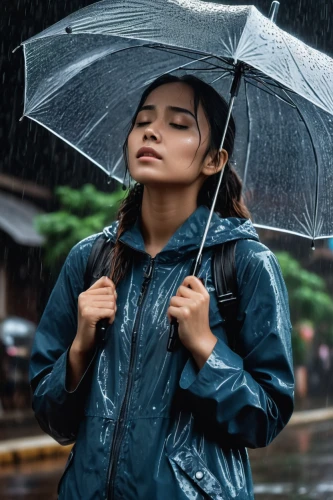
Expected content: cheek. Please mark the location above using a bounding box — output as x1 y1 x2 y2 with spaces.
126 134 138 173
127 132 135 155
171 132 201 159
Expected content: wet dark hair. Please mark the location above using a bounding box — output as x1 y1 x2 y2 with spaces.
109 74 250 286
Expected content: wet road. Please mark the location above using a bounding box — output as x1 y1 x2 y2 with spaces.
0 420 333 499
250 420 333 499
0 458 63 500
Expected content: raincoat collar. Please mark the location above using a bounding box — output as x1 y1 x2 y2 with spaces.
103 205 259 263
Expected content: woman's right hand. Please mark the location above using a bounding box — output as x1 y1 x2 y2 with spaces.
74 276 117 353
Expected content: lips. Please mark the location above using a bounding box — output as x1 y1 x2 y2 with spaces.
136 147 162 159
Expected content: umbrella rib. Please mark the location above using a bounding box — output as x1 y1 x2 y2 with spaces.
252 224 319 241
282 91 320 240
147 43 212 60
293 213 314 238
143 57 231 86
147 43 235 70
245 72 297 103
244 78 297 108
245 70 298 95
148 45 205 61
212 55 236 70
141 47 234 80
147 44 232 71
115 43 234 76
209 71 233 85
162 65 232 72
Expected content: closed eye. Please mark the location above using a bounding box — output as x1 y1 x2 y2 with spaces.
136 122 188 130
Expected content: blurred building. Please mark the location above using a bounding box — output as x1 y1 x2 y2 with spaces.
0 174 51 323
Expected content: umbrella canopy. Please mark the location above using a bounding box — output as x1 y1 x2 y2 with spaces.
20 0 333 241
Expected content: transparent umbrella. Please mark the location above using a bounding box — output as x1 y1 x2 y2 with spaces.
18 0 333 347
18 0 333 243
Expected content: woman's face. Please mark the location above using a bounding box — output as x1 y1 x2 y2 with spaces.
127 82 216 188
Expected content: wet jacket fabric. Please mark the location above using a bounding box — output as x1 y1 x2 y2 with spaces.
30 205 294 500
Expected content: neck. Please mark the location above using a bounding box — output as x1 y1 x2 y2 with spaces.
139 184 199 254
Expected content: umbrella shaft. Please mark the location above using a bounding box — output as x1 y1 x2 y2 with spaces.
192 93 238 277
269 1 280 23
192 64 244 277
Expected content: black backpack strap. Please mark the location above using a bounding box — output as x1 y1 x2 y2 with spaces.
212 240 239 352
84 234 114 290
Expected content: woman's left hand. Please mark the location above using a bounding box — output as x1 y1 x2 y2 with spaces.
167 276 217 361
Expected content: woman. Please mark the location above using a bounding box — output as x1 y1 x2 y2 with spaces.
30 74 294 499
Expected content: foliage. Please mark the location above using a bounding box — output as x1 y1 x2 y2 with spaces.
291 328 308 366
276 251 333 363
35 184 126 266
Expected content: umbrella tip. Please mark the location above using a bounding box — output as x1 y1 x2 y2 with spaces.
12 44 21 54
268 1 280 24
65 26 73 34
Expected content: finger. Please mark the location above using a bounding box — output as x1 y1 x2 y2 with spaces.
86 288 116 296
182 276 206 293
94 308 115 322
80 297 116 307
87 301 116 308
89 276 115 291
85 294 116 302
176 285 198 299
93 296 116 303
170 296 192 308
168 305 190 321
167 312 177 323
84 307 115 320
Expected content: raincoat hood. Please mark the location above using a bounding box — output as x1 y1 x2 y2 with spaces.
103 205 259 262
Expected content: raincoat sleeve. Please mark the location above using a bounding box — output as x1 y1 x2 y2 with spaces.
179 240 294 449
29 235 99 445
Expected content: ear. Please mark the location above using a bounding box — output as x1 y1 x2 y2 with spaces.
202 149 228 177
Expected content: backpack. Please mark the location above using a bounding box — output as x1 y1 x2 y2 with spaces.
84 235 239 352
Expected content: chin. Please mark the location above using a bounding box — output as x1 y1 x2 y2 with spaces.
129 168 165 186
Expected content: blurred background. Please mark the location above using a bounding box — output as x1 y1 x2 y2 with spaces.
1 0 333 498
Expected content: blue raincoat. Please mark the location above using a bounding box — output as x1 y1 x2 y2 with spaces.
30 205 294 499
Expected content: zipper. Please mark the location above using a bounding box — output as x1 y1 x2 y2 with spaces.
106 257 155 499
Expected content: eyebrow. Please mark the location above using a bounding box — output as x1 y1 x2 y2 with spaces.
138 104 195 120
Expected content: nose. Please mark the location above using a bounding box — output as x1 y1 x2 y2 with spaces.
144 131 157 141
143 124 161 142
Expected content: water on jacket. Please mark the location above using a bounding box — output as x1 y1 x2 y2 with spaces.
30 205 294 499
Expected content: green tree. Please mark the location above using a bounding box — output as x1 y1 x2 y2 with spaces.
35 184 126 266
276 252 333 364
